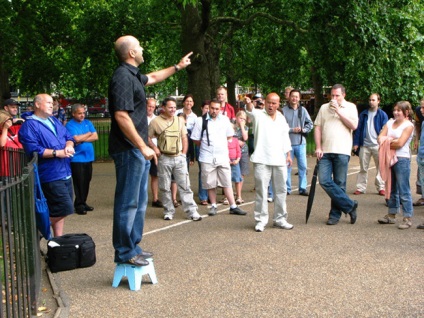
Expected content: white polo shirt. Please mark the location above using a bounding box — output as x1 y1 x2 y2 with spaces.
191 113 234 164
246 108 292 166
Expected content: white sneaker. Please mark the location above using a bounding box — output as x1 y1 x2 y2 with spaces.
255 223 265 232
164 213 173 220
273 221 294 230
208 206 217 216
190 211 202 221
267 197 273 203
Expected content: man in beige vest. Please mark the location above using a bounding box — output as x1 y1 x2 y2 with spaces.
149 97 201 221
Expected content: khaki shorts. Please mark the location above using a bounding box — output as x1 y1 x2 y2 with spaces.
201 161 232 189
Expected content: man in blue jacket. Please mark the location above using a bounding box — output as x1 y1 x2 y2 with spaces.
19 94 75 237
352 93 388 195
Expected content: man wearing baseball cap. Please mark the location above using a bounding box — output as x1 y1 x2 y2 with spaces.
2 98 24 133
3 99 22 122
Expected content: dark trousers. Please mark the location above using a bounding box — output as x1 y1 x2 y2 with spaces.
71 162 93 210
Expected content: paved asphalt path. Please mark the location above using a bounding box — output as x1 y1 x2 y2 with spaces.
41 155 423 318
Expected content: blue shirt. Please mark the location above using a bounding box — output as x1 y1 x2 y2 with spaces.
66 119 96 162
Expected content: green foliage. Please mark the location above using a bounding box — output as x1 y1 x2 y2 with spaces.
1 0 423 107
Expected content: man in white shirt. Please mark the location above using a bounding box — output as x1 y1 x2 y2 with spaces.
191 99 247 216
245 93 293 232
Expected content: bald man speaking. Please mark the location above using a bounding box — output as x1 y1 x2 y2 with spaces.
109 35 192 266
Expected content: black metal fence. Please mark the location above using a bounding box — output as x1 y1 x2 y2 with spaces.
0 148 41 318
90 118 111 161
88 118 317 161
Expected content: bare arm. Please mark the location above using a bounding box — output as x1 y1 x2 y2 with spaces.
414 120 421 150
335 108 358 130
181 134 188 155
73 132 98 144
286 151 292 167
390 125 414 149
87 132 98 142
148 137 161 157
146 52 193 86
0 120 12 147
239 122 248 141
244 97 254 112
314 125 323 160
377 124 388 145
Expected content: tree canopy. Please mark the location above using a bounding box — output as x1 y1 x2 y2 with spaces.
1 0 423 111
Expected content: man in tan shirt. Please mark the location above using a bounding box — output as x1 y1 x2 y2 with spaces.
314 84 359 225
148 97 201 221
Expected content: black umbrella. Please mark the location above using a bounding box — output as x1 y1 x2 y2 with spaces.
306 159 319 224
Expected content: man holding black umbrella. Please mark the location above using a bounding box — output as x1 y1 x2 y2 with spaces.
314 84 359 225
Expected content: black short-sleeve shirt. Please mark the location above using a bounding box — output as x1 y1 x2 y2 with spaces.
108 62 149 154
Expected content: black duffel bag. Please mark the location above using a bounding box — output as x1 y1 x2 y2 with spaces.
47 233 96 273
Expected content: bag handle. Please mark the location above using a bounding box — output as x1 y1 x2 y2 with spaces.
33 163 45 201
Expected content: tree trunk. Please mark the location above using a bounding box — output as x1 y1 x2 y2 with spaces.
0 58 10 104
180 4 212 115
311 66 324 119
226 79 237 108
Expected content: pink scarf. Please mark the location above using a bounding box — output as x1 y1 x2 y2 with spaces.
378 136 398 199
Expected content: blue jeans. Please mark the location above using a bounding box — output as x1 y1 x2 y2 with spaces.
111 149 150 263
388 157 413 217
287 144 307 193
417 156 424 199
318 153 355 220
196 147 208 201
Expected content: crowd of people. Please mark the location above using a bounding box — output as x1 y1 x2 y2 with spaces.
1 95 98 237
1 34 423 269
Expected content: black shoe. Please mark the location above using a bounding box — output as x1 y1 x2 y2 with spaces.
125 255 149 266
326 218 339 225
348 200 358 224
84 204 94 211
229 206 247 215
152 200 163 208
139 250 153 259
299 191 309 196
75 209 87 215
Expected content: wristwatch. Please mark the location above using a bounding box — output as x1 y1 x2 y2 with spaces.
52 150 56 158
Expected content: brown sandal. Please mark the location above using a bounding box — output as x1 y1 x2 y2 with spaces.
200 200 208 205
173 200 181 207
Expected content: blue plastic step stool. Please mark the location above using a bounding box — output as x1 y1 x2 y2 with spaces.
112 258 158 291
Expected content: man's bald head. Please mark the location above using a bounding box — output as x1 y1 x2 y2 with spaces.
114 35 138 62
265 93 281 118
